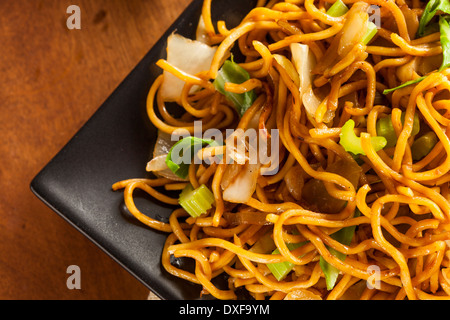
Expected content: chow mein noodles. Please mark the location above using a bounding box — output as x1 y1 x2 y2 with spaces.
113 0 450 300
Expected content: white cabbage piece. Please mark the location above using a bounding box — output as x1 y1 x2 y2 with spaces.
290 43 334 123
160 33 217 101
290 43 314 97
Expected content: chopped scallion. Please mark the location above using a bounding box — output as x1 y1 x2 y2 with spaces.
166 136 217 179
390 0 450 95
320 209 360 290
417 0 450 37
439 15 450 71
213 59 257 117
382 76 426 95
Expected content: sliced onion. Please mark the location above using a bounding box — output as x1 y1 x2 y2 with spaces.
290 43 315 97
221 112 266 203
222 163 260 203
160 33 217 101
417 55 442 76
284 165 304 201
225 130 251 166
247 109 263 131
396 57 419 83
146 155 168 172
290 43 334 123
146 130 188 181
196 15 211 45
337 3 369 57
223 211 271 226
302 159 362 214
153 131 174 157
338 280 367 300
273 54 300 87
400 4 419 39
302 86 334 123
221 163 243 190
248 231 276 253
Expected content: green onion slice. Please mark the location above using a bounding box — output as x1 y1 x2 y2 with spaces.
166 136 217 179
417 0 450 37
320 209 361 290
382 77 426 95
213 59 257 117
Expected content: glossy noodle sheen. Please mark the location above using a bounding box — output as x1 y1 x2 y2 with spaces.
113 0 450 300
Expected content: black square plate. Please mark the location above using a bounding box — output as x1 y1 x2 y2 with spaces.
31 0 257 300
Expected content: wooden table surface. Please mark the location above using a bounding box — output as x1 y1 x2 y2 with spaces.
0 0 191 300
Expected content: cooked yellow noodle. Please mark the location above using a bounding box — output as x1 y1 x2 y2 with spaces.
114 0 450 300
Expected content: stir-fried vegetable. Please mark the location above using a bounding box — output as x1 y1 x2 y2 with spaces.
248 231 276 253
267 242 307 281
339 119 387 155
283 165 304 201
290 43 314 98
439 15 450 71
290 43 333 122
384 1 450 94
224 210 271 226
166 136 216 179
293 2 377 124
291 42 337 123
327 0 349 17
179 184 215 218
337 2 369 57
382 77 426 94
417 0 450 37
320 209 361 290
222 163 260 203
160 33 217 101
327 0 377 45
361 21 378 45
284 289 322 300
146 131 189 181
302 159 362 214
214 59 257 117
376 112 420 148
411 131 438 161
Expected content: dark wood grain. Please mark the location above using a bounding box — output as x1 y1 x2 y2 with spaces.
0 0 191 299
